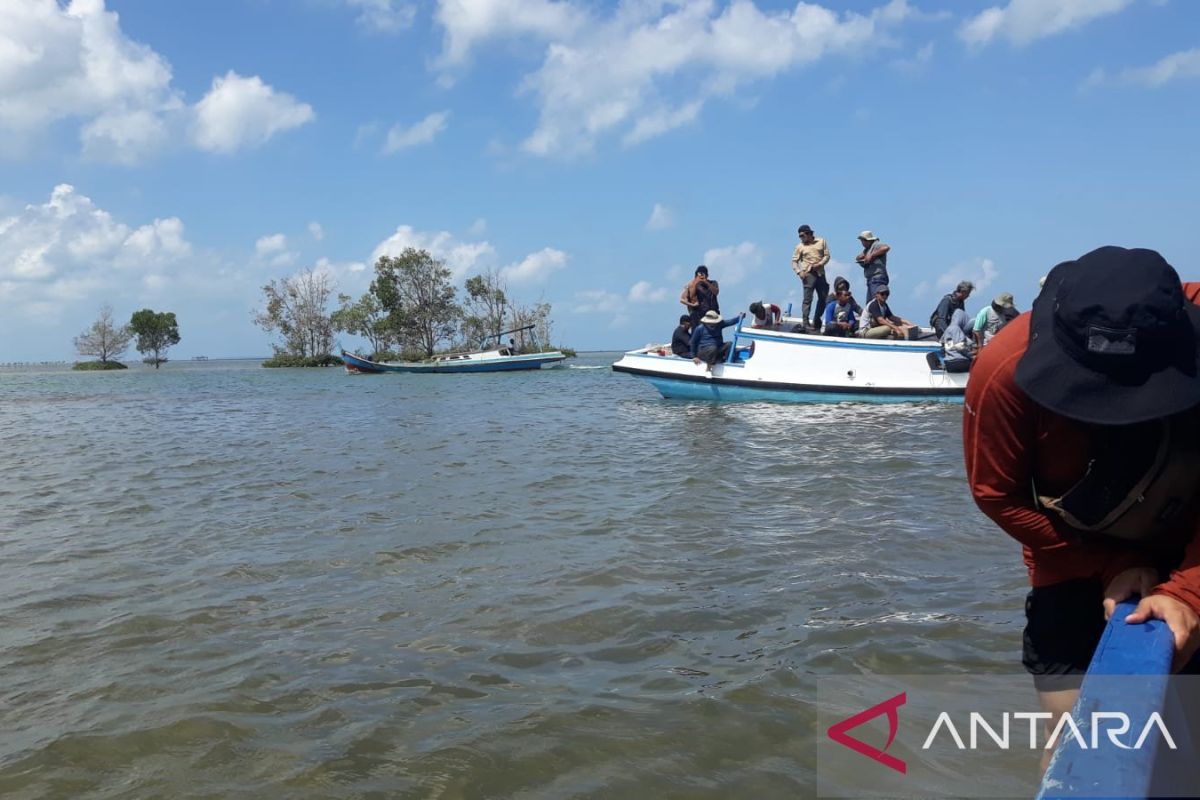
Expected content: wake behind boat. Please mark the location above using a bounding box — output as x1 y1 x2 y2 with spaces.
612 315 967 402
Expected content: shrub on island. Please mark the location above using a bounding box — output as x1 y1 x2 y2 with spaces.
73 360 128 371
261 354 342 368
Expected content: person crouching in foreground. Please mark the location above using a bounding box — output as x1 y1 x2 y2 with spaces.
691 309 743 373
964 246 1200 771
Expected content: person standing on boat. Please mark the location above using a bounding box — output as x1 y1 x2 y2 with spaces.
671 315 693 357
973 292 1019 347
856 231 890 300
680 265 720 327
964 246 1200 767
690 309 742 372
862 285 917 339
930 281 975 338
791 225 831 332
821 287 860 336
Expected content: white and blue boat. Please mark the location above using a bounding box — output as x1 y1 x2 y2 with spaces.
611 316 967 402
342 346 566 374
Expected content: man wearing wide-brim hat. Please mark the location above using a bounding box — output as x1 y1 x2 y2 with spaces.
689 309 743 373
855 230 891 300
964 246 1200 762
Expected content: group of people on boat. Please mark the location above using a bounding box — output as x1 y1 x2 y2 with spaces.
672 225 1023 370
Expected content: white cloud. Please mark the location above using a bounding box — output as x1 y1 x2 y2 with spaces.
501 0 916 157
959 0 1133 47
192 71 315 154
501 247 568 283
467 218 488 237
345 0 417 33
435 0 586 69
0 0 178 160
384 111 450 153
893 41 934 73
372 224 497 280
0 184 192 321
645 203 675 231
701 241 763 286
255 233 287 256
628 280 670 303
573 288 625 314
308 221 325 241
1083 48 1200 90
914 257 999 298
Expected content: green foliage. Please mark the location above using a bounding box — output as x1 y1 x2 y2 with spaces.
557 346 577 358
128 309 181 369
461 271 508 348
261 354 342 368
72 360 128 370
371 249 460 358
254 269 337 358
331 292 395 356
74 305 133 363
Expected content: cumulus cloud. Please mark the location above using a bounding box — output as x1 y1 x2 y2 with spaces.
913 257 1000 298
372 225 497 280
645 203 675 231
1083 48 1200 90
435 0 586 69
345 0 417 33
435 0 917 157
701 241 763 286
254 233 297 267
308 221 325 241
0 0 179 160
0 184 191 321
573 279 673 322
501 247 567 283
192 72 315 154
384 111 450 153
959 0 1133 47
627 280 670 303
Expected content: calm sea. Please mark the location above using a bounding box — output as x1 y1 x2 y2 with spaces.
0 354 1031 798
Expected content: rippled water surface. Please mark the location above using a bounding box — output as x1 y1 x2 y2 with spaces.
0 354 1030 798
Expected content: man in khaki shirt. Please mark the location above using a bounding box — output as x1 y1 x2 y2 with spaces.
791 224 831 331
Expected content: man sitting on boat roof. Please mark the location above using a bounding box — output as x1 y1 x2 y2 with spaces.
862 285 917 339
964 246 1200 770
690 310 742 373
671 315 692 357
821 287 860 337
931 281 975 338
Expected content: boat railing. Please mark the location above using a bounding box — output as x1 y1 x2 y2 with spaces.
1037 598 1198 799
725 314 745 365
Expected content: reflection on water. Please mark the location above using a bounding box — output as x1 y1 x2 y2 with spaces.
0 354 1030 798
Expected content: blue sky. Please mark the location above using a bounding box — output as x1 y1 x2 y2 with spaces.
1 0 1198 360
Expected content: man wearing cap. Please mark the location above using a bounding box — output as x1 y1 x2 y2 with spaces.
862 285 916 340
973 292 1018 347
791 225 830 332
690 309 743 373
931 281 975 338
964 246 1200 760
855 231 890 300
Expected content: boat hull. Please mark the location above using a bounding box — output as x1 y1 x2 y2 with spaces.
612 324 967 403
342 350 566 374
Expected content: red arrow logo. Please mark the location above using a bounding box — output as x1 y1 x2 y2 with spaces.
826 691 907 774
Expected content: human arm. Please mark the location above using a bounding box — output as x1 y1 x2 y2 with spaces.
823 303 835 325
934 297 952 335
769 304 782 326
690 324 703 358
863 243 890 264
680 281 697 308
791 244 807 277
817 238 830 269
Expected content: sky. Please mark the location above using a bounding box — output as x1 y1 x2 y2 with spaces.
1 0 1198 361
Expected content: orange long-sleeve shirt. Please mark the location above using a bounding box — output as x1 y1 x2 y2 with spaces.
963 284 1200 614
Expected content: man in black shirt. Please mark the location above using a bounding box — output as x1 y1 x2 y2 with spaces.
671 315 692 357
930 280 974 337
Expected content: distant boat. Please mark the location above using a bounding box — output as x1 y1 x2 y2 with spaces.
192 356 209 361
612 315 967 403
341 325 566 374
342 347 565 374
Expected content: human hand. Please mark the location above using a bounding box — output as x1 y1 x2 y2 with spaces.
1126 594 1200 672
1103 567 1158 620
693 357 701 365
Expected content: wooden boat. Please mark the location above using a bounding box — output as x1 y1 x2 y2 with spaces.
611 314 967 403
342 346 566 374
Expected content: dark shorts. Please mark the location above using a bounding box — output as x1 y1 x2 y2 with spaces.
1022 578 1106 692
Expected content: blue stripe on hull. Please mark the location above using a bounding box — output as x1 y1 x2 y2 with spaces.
644 375 964 404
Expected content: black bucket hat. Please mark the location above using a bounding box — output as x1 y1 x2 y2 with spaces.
1015 246 1200 425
